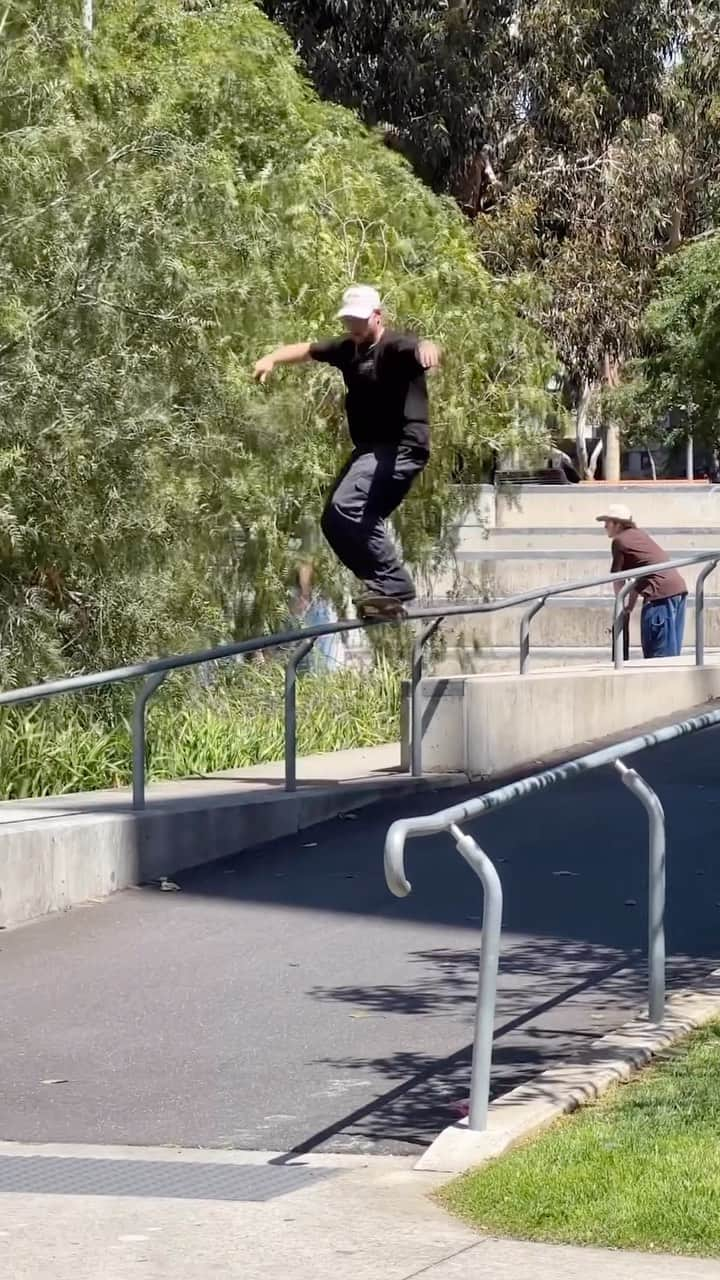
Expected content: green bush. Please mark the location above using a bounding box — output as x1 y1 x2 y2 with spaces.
0 0 553 686
0 662 401 799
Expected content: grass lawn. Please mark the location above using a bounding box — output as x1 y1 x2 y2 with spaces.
440 1021 720 1258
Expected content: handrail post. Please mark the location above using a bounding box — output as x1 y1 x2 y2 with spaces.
450 824 503 1130
411 617 443 777
613 581 636 670
132 671 167 811
615 761 666 1024
285 638 316 792
384 816 503 1132
519 596 547 674
695 559 718 667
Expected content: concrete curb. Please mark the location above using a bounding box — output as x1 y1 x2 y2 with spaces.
416 971 720 1173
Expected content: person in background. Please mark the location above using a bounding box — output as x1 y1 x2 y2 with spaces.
548 447 581 484
597 504 687 659
287 561 345 672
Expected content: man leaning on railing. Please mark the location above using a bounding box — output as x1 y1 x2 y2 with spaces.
597 504 688 659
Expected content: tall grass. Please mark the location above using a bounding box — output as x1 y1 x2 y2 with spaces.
0 662 401 800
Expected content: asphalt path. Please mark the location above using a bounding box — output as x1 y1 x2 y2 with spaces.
2 726 719 1156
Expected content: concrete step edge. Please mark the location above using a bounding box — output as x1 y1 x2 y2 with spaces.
422 596 720 609
458 525 720 535
452 549 720 562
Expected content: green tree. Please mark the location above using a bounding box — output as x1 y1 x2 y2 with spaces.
473 1 695 479
0 0 553 683
260 0 516 205
664 4 720 249
620 235 720 454
594 6 720 471
266 0 720 480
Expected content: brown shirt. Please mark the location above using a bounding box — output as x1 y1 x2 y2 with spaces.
611 528 687 602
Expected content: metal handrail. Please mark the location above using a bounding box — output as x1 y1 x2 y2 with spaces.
384 703 720 1131
519 596 547 674
411 618 443 777
0 551 716 807
695 559 719 668
284 638 316 793
410 551 717 775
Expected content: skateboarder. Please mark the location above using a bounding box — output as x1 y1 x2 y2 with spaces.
253 285 440 617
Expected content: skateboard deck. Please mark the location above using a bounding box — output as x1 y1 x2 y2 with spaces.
356 594 409 621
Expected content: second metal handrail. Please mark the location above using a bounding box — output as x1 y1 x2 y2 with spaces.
385 702 720 1130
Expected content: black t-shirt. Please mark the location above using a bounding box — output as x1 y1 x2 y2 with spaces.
309 330 430 454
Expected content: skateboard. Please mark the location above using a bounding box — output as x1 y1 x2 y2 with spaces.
356 594 410 621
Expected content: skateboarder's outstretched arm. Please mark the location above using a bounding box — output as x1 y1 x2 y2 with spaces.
254 342 312 384
254 336 441 384
416 340 441 371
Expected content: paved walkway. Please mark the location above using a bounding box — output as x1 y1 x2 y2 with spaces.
3 727 720 1153
3 728 720 1273
1 1144 717 1280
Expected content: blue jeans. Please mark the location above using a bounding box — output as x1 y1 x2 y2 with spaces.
640 595 687 659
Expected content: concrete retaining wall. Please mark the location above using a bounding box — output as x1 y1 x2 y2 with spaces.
405 660 720 778
0 771 462 930
453 484 720 536
495 483 720 529
451 483 719 542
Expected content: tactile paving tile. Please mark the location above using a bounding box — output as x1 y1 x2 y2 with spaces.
0 1156 335 1203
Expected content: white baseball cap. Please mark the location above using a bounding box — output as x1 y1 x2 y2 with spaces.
336 284 382 320
595 503 634 524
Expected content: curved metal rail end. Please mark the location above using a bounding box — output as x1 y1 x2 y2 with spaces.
384 821 413 898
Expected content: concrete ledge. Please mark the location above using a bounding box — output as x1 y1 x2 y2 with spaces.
0 747 466 929
406 659 720 777
434 646 720 676
417 972 720 1173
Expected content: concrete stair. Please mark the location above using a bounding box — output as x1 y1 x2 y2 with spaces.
434 550 719 598
453 525 720 553
423 486 720 674
424 597 720 650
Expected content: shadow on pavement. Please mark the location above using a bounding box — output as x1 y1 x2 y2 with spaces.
275 947 713 1156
